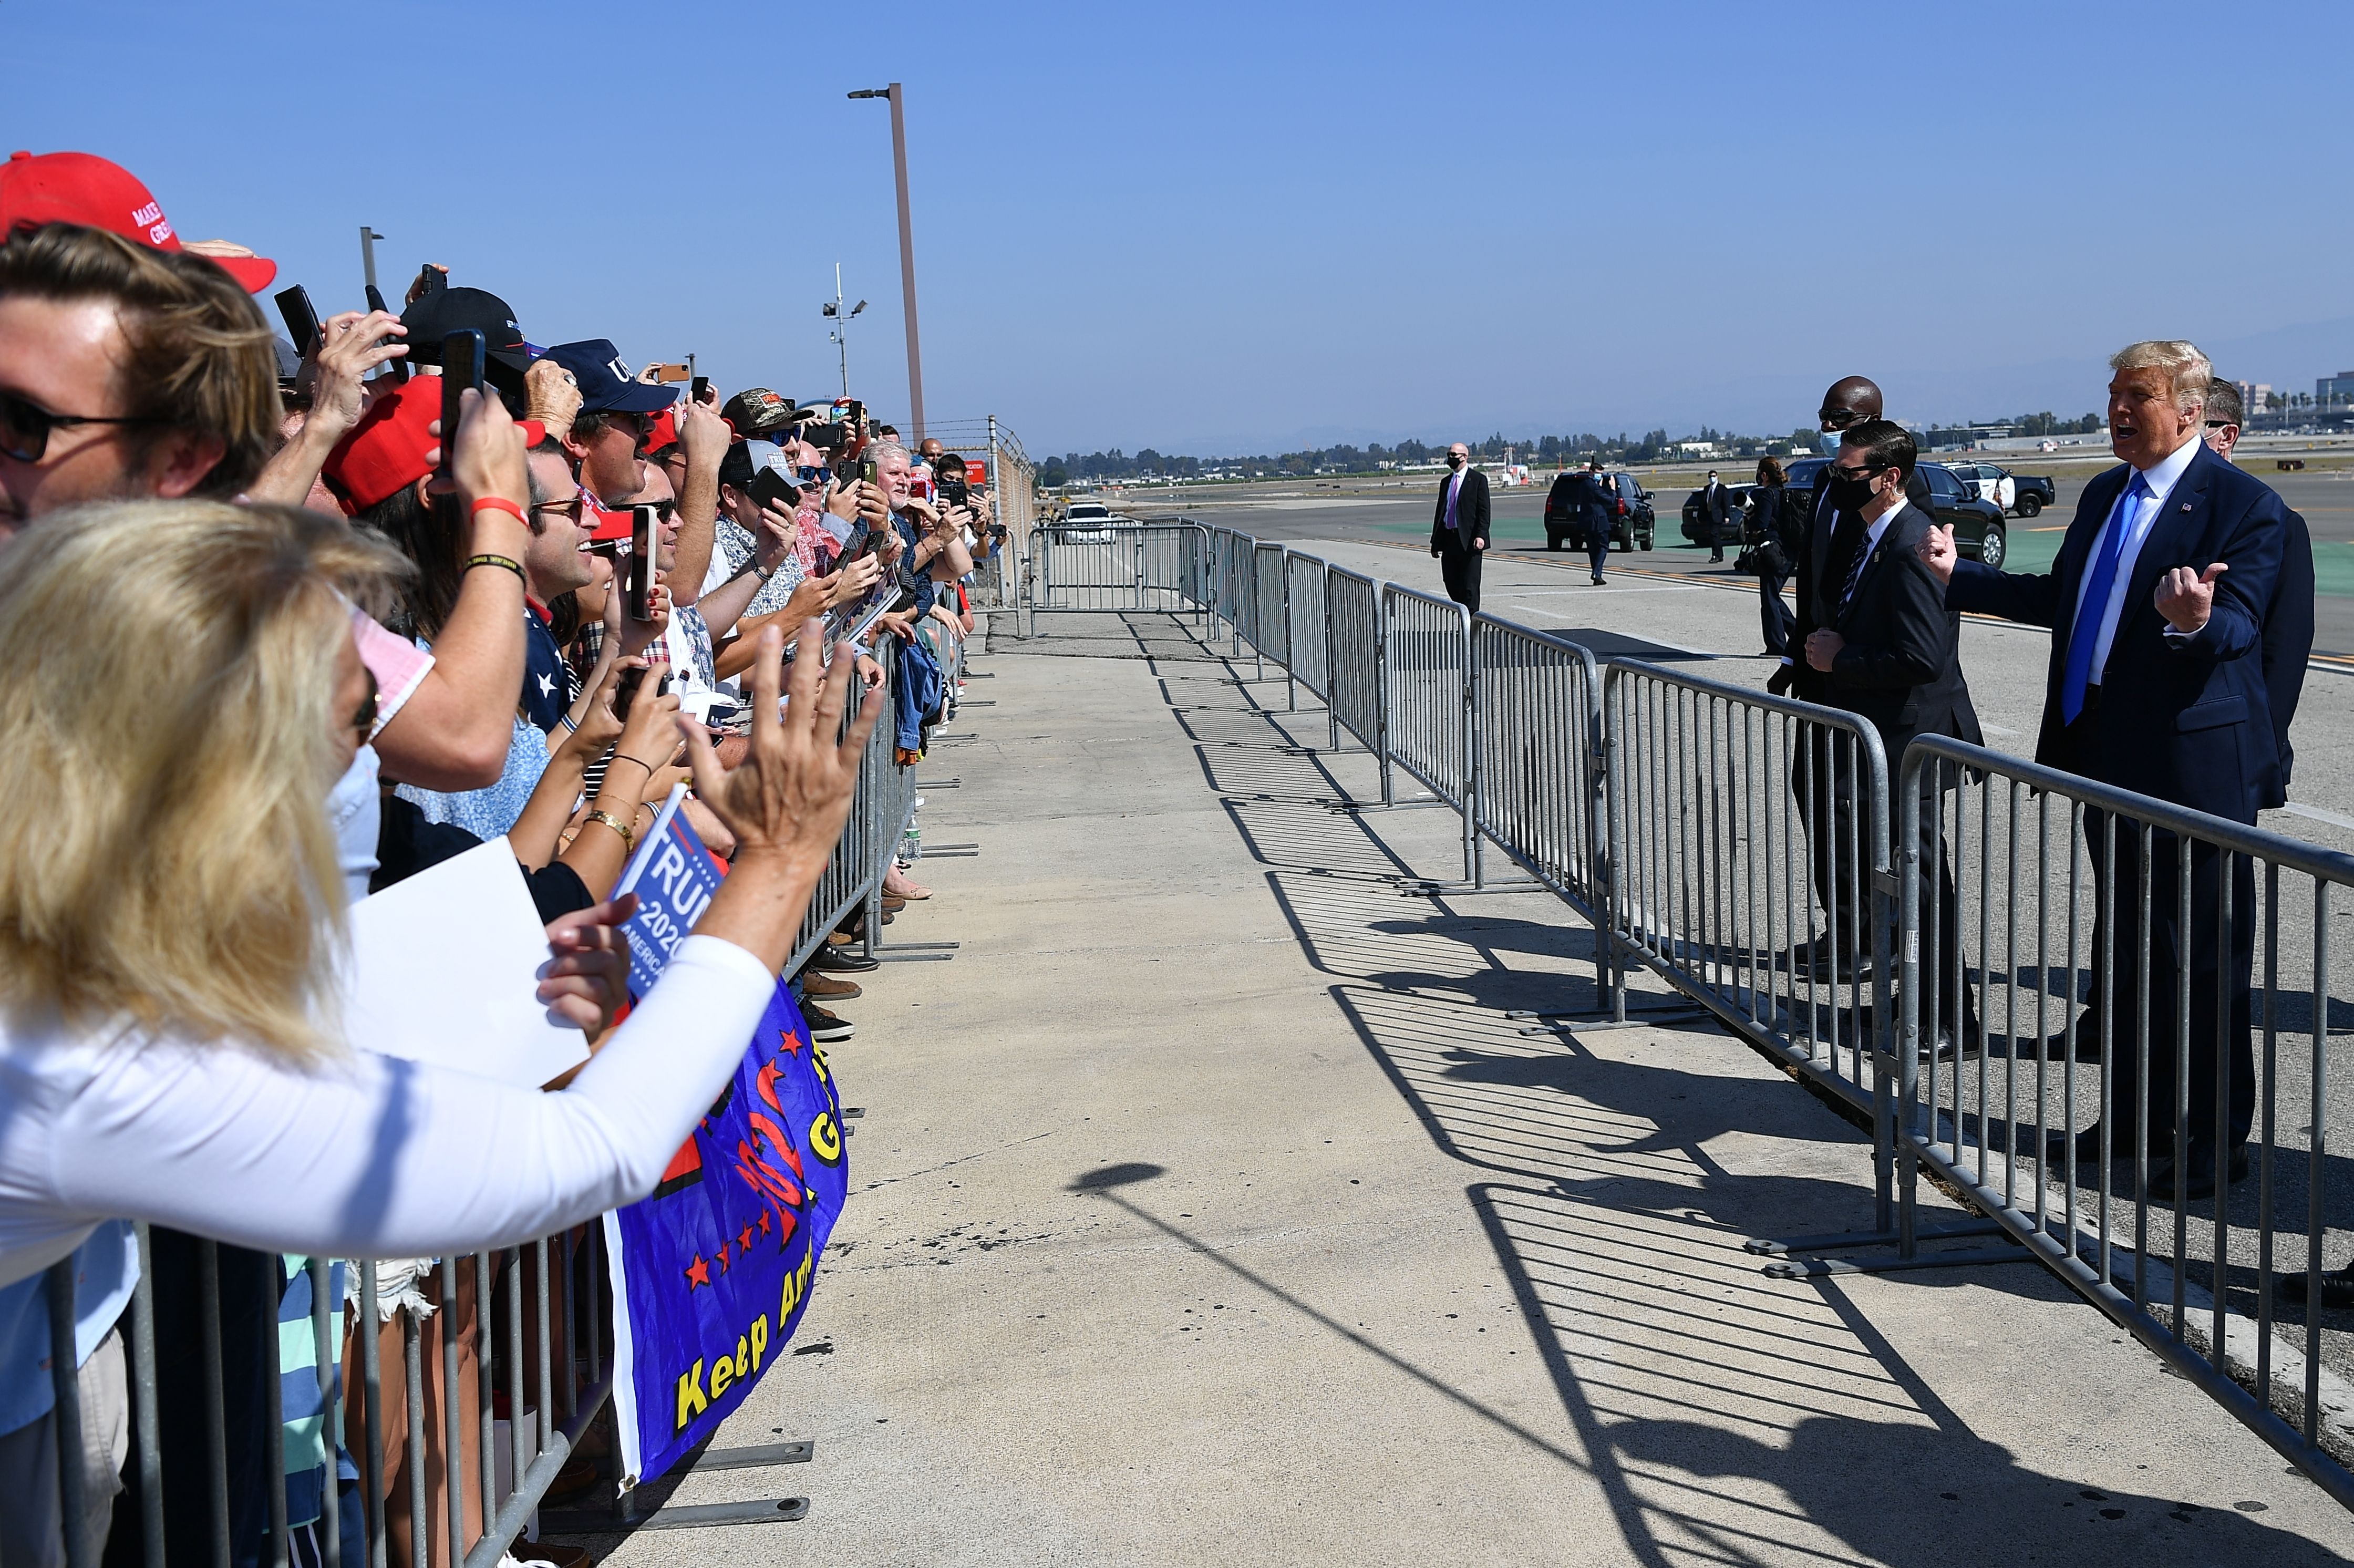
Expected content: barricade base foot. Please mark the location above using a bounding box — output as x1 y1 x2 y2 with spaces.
1761 1245 2035 1280
1520 1010 1709 1034
543 1497 809 1532
921 842 980 852
876 952 955 963
693 1440 813 1470
915 777 961 788
1745 1220 2005 1257
1398 878 1544 896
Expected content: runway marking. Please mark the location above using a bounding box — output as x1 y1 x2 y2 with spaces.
2283 801 2354 833
1496 586 1706 597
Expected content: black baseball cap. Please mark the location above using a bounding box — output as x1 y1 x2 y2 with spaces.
400 286 532 379
543 338 677 417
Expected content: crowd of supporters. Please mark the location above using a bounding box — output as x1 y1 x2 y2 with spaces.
0 150 1008 1566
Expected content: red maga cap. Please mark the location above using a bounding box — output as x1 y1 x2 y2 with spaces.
643 406 679 458
0 150 277 292
322 380 439 513
586 494 635 542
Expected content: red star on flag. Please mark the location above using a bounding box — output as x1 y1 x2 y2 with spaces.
715 1241 731 1273
739 1224 756 1252
683 1254 710 1289
757 1210 772 1236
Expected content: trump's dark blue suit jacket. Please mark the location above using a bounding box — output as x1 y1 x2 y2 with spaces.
1945 441 2286 824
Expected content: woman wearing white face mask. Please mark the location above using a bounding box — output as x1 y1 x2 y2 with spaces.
0 499 879 1290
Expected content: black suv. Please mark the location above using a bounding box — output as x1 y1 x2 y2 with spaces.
1681 482 1756 546
1781 458 2011 568
1546 471 1655 552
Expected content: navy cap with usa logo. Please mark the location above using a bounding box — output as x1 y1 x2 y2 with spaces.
543 338 678 417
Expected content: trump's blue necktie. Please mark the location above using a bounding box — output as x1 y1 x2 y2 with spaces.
2060 471 2150 724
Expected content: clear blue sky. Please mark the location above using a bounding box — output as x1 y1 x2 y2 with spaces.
7 2 2350 457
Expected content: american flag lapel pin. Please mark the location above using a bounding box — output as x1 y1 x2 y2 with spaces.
2181 501 2193 511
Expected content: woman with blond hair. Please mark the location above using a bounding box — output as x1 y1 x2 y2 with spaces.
0 498 877 1286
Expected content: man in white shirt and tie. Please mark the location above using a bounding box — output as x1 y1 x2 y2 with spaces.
1429 442 1490 613
1919 340 2291 1202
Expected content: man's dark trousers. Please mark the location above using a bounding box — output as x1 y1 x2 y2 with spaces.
2066 714 2257 1149
1439 539 1482 613
1792 734 1970 1034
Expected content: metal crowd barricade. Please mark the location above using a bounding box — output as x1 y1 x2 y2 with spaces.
1284 553 1328 714
1248 542 1287 685
1379 582 1474 881
1212 528 1257 656
34 1224 611 1568
1323 564 1384 787
1021 523 1207 624
30 636 925 1568
1470 617 1608 966
1895 735 2354 1503
1600 659 1903 1228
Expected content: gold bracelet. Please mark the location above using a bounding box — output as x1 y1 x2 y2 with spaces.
584 809 635 854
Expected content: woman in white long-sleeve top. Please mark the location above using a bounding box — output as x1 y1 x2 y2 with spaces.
0 498 879 1287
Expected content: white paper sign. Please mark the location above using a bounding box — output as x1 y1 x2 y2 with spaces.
343 837 588 1088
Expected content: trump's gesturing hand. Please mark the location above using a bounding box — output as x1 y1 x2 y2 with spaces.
1916 523 1957 584
2156 562 2226 633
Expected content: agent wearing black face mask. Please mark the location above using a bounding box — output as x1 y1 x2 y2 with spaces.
1784 419 1983 1057
1772 375 1936 699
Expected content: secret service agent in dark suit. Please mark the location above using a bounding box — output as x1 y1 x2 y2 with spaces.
1774 458 1936 701
2204 386 2316 805
1430 443 1491 613
1572 462 1614 584
1700 472 1730 563
1924 346 2289 1200
1793 422 1982 1051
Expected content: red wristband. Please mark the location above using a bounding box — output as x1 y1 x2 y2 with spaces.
470 497 527 523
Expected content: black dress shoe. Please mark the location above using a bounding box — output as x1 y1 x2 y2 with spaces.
2279 1266 2354 1309
811 946 880 974
2039 1122 2135 1166
1797 936 1875 983
2148 1141 2249 1203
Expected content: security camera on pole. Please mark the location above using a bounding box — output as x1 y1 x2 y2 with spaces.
821 264 866 401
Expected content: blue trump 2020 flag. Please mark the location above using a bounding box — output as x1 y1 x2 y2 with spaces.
601 796 849 1484
613 786 722 1001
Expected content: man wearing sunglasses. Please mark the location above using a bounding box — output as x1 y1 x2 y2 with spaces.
547 337 675 509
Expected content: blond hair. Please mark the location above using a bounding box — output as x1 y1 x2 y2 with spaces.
2109 339 2213 416
0 500 408 1057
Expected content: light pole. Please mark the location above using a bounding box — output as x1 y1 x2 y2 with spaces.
848 84 924 443
821 263 867 400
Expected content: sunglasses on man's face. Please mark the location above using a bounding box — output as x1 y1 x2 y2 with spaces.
0 389 168 465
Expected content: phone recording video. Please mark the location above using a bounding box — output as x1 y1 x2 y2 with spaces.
626 504 656 622
274 286 323 355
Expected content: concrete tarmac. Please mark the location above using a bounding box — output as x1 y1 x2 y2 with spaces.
562 613 2354 1565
